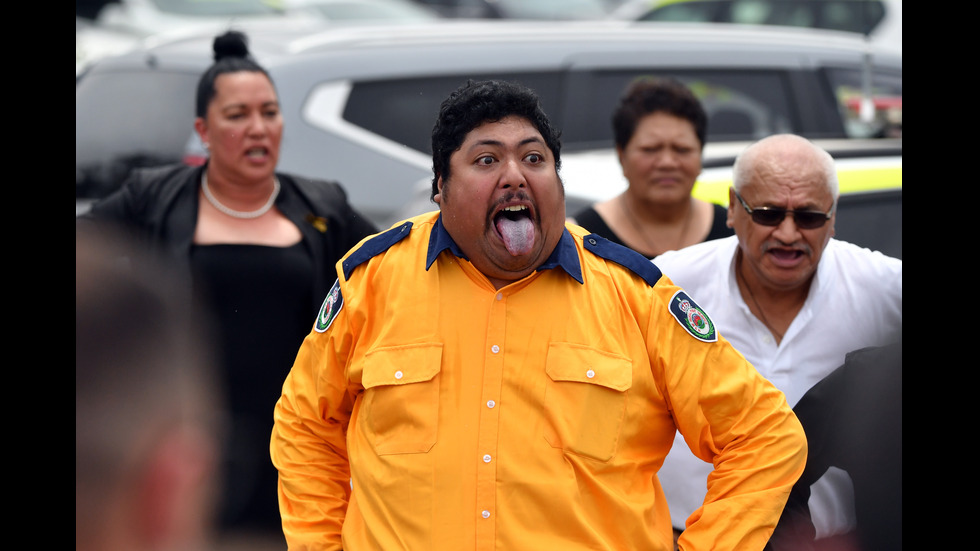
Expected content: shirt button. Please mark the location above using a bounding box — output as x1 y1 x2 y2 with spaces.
496 292 503 301
586 369 595 378
763 336 773 344
487 400 495 408
482 510 491 519
483 454 492 463
491 345 500 354
394 370 403 380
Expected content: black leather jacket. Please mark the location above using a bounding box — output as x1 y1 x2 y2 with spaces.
78 163 379 311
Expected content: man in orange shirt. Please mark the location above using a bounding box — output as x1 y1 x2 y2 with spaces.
271 79 806 551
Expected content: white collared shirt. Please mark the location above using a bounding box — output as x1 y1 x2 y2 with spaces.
652 236 902 538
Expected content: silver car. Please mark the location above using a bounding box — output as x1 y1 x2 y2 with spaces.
76 20 902 226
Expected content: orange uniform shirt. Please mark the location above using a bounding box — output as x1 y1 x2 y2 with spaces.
271 212 806 551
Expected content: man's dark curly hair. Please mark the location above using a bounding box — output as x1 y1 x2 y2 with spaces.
611 76 707 151
430 80 562 201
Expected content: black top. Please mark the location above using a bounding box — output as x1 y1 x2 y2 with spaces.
190 242 314 531
78 163 379 535
78 163 379 314
765 341 903 551
570 203 733 259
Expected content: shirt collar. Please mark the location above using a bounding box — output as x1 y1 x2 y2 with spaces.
426 215 583 284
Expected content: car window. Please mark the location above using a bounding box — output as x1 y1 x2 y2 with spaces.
413 0 490 18
642 0 886 35
639 1 721 22
342 69 794 155
825 66 902 138
811 1 884 34
834 188 902 259
342 72 566 155
727 0 885 33
562 69 794 149
491 0 608 19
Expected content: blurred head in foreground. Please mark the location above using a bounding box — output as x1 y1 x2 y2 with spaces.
76 226 224 551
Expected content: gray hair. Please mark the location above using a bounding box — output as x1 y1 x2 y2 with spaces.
732 134 839 198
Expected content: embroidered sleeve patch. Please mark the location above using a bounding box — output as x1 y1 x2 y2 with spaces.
315 279 344 333
668 290 717 342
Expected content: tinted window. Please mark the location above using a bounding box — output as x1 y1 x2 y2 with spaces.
344 69 796 155
76 70 198 198
834 188 901 259
640 1 721 21
343 72 565 154
561 69 794 149
825 66 902 138
643 0 886 35
491 0 608 19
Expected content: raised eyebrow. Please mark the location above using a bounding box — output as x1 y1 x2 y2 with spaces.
518 136 545 147
470 136 545 149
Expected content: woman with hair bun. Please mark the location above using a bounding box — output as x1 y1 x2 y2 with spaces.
79 30 379 540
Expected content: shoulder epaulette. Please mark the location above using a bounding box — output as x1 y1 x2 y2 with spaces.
583 233 663 287
342 221 413 279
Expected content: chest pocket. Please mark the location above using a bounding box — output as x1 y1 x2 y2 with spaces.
543 343 633 462
360 343 443 455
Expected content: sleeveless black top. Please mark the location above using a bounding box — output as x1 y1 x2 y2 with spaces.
571 203 734 260
190 241 314 532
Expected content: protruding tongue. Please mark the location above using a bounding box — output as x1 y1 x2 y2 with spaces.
496 216 535 256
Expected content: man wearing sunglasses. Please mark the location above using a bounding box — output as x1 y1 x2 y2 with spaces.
650 134 902 548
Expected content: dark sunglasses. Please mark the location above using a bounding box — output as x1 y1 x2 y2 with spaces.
731 187 835 230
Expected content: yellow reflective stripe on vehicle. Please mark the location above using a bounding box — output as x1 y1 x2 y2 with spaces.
692 165 902 206
692 180 733 206
836 166 903 193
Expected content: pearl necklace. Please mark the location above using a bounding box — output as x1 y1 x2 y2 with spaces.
201 172 280 219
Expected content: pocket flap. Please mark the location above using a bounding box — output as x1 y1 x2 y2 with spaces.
362 343 443 388
545 343 633 391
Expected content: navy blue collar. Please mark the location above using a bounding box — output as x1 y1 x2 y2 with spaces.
426 215 583 284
